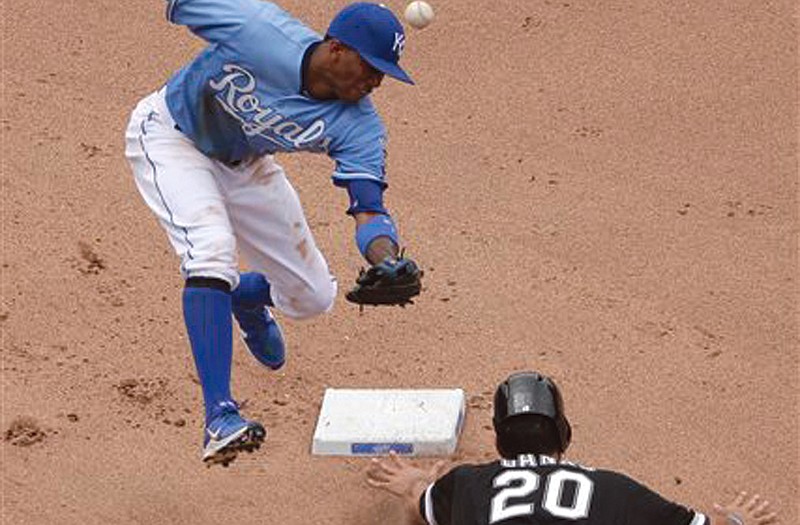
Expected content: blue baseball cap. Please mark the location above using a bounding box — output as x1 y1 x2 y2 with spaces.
327 2 414 85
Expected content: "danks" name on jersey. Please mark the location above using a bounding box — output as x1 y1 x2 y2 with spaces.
500 454 595 471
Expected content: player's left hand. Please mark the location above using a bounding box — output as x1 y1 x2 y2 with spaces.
346 256 422 307
712 492 778 525
366 452 445 498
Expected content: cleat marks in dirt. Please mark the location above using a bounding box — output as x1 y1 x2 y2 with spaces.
4 416 49 447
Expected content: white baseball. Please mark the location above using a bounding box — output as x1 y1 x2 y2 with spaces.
404 1 434 29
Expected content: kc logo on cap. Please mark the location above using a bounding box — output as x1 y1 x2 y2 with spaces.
392 33 406 57
327 2 415 85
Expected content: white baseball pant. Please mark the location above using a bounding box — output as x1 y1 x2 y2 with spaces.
124 89 337 320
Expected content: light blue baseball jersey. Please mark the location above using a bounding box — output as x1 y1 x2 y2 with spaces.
165 0 387 186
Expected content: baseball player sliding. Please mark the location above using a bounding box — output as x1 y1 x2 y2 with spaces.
368 372 780 525
125 0 422 466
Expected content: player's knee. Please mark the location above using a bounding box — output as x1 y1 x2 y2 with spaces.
180 236 239 288
308 279 337 316
298 279 337 319
284 278 337 320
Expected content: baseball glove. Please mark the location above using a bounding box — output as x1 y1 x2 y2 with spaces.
346 257 423 307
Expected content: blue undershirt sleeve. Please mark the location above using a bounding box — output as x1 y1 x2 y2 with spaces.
343 179 388 215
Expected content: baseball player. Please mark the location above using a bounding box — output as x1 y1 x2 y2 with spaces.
367 372 779 525
124 0 422 466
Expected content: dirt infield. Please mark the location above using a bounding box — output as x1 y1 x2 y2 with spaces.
2 1 797 523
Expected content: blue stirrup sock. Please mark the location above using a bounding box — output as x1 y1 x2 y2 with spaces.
182 285 235 424
232 272 274 308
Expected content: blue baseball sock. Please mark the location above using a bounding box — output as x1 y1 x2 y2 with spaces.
182 284 234 424
232 272 273 308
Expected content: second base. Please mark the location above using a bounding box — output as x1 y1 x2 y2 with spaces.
311 388 466 456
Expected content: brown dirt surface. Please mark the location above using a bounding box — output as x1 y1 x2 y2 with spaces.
2 0 797 524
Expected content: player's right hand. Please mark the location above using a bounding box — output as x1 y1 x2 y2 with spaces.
712 492 778 525
366 452 445 498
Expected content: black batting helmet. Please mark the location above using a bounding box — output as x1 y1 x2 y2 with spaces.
493 371 572 454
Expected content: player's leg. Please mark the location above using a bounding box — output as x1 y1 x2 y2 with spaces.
124 91 264 464
223 156 337 319
218 156 337 364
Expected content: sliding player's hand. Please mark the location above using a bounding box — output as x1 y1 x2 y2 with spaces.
712 492 778 525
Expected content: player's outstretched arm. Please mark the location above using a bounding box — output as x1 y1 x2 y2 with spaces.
165 0 262 42
711 492 778 525
366 453 445 525
340 181 423 307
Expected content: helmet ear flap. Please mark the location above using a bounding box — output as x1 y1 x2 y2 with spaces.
556 415 571 452
492 380 511 429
